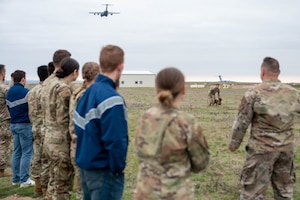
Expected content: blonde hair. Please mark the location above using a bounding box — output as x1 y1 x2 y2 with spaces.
73 62 100 98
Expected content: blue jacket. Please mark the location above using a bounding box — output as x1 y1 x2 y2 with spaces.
73 74 128 173
6 83 30 124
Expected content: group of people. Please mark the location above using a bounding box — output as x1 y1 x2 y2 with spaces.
0 47 299 200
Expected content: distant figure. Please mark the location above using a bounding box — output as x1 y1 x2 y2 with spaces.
228 57 300 199
43 57 79 199
69 62 100 200
208 84 221 106
133 67 210 200
6 70 35 187
28 65 49 195
74 45 128 200
0 64 12 178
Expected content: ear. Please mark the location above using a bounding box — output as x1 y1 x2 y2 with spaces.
182 85 187 95
118 63 124 72
260 67 265 80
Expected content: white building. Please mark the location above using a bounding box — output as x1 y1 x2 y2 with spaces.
120 70 156 87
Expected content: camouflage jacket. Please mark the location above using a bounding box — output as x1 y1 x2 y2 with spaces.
0 81 10 122
28 83 43 136
229 80 300 152
69 85 86 147
42 76 72 144
208 87 220 97
134 105 210 200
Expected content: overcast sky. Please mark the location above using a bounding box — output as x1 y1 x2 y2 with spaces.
1 0 300 83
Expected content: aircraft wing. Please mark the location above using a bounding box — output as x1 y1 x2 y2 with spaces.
89 12 104 15
108 12 120 15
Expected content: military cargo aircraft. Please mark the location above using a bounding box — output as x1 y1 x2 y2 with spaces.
89 4 120 17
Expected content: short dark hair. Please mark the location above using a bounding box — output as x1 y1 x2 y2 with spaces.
37 65 49 81
56 57 80 78
48 62 55 75
53 49 71 66
0 64 5 73
11 70 26 83
261 57 280 74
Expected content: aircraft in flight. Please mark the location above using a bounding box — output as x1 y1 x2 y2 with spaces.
89 4 120 17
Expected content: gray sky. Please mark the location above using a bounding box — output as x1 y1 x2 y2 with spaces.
1 0 300 83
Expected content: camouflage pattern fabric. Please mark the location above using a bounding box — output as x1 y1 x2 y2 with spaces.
229 80 300 152
28 83 43 178
69 85 85 200
0 81 12 170
42 76 74 200
208 87 220 106
133 105 210 200
240 149 295 200
229 80 300 199
39 73 56 189
0 121 12 170
0 81 10 122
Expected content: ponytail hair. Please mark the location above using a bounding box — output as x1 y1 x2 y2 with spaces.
56 57 79 78
156 67 185 108
73 62 100 98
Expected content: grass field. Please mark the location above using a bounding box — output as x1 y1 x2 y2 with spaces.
0 87 299 200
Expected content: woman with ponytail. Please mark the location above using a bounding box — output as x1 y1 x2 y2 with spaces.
133 67 210 200
69 62 100 200
43 57 79 199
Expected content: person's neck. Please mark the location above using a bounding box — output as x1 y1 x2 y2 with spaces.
64 76 73 84
102 72 118 82
263 76 279 81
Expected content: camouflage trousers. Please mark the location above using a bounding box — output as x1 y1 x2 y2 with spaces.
240 149 295 200
0 120 12 170
31 129 43 178
43 137 74 200
71 142 82 200
208 95 216 106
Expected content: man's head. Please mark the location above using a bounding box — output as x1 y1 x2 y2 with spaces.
37 65 49 82
53 49 71 69
11 70 26 85
260 57 280 80
216 84 220 88
99 45 124 78
0 64 6 81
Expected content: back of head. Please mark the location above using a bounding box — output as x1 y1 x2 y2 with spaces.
53 49 71 67
56 57 79 78
99 45 124 73
0 64 5 73
261 57 280 75
48 62 55 75
82 62 100 82
11 70 26 83
156 67 185 108
37 65 49 81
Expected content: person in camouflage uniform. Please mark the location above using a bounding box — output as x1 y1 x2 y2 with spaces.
69 62 100 200
40 50 71 198
28 65 49 195
228 57 300 200
42 57 79 200
208 84 221 106
133 67 210 200
0 64 12 178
